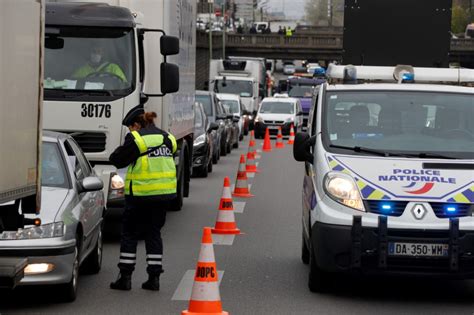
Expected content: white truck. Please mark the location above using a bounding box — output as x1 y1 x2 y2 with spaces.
209 58 265 119
43 0 196 211
0 0 44 287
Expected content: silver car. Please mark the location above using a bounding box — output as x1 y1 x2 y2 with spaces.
0 131 105 302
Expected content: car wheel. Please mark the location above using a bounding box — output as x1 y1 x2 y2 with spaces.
59 244 79 302
226 142 232 153
244 127 249 136
302 232 310 265
212 151 218 164
221 139 227 156
308 240 330 293
199 163 208 178
208 158 213 172
81 225 103 274
239 133 244 141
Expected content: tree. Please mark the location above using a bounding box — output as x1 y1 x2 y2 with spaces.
305 0 344 26
452 5 470 34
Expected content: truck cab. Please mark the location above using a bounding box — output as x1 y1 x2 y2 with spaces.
43 1 194 211
294 64 474 292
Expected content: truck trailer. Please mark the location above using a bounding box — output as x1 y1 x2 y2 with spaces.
43 0 196 211
0 0 44 288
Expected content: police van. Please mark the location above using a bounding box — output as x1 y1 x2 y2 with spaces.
293 64 474 292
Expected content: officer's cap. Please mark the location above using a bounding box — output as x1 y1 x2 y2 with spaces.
122 104 144 126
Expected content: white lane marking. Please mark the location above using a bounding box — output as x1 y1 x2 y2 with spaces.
212 234 236 245
247 173 255 178
172 270 224 301
234 201 246 213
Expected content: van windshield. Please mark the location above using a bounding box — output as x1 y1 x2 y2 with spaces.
259 102 294 114
324 91 474 159
214 80 253 97
44 26 135 99
219 99 240 114
288 85 314 98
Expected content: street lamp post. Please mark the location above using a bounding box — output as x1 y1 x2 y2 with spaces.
223 1 226 59
209 0 214 62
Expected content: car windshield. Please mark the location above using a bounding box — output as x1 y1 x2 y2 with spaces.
42 142 68 188
220 99 240 114
324 91 474 159
194 106 204 129
259 101 294 114
214 80 253 97
288 85 314 98
196 95 213 116
44 26 134 98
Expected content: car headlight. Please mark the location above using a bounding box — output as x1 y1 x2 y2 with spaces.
193 134 206 146
109 173 124 200
324 172 364 212
254 115 263 123
0 222 65 240
249 115 254 120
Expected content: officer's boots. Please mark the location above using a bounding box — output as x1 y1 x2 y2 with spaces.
142 274 160 291
110 273 132 291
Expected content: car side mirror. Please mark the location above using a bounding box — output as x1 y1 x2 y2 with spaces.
226 114 234 120
296 111 304 116
293 132 316 164
208 122 219 132
216 114 226 120
80 176 103 193
160 35 179 56
160 63 179 94
232 116 240 123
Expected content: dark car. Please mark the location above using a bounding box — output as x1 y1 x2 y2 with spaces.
192 102 218 177
196 90 225 161
196 90 234 157
222 104 240 149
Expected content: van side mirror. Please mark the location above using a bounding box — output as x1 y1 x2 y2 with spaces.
296 111 304 116
293 132 316 164
160 35 179 56
160 63 179 94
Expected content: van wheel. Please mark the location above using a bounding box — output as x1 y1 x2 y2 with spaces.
308 242 330 293
302 232 310 265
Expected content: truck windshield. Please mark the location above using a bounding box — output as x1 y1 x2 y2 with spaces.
259 102 294 114
44 27 134 98
288 85 314 98
324 91 474 159
214 80 253 97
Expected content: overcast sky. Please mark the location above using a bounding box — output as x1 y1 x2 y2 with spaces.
263 0 307 19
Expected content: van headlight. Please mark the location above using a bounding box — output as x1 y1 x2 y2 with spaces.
324 172 365 212
254 115 263 123
0 222 65 240
285 117 295 123
193 134 206 146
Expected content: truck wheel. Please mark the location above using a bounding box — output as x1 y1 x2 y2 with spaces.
308 242 330 293
302 232 310 265
81 224 103 274
169 166 184 211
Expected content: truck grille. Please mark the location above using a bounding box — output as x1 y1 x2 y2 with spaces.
65 132 106 153
365 200 473 218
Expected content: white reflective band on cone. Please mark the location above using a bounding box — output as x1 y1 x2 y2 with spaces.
119 259 136 264
236 179 247 187
148 261 162 265
120 253 137 258
239 164 246 172
190 281 221 301
147 254 162 259
197 244 216 263
216 210 236 223
222 187 232 198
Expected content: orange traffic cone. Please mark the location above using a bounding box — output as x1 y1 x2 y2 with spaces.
212 177 241 235
288 124 295 145
275 126 285 148
233 154 254 198
182 227 229 315
246 144 260 173
262 128 272 152
249 130 256 155
248 131 260 160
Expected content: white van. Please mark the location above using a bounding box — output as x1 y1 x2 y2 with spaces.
293 64 474 292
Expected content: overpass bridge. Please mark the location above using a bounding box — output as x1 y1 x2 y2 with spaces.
195 31 474 88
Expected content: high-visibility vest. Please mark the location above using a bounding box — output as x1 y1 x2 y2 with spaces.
73 62 128 82
286 29 292 37
124 130 178 197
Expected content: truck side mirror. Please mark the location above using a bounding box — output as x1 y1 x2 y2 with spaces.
293 132 316 164
161 63 179 94
160 35 179 56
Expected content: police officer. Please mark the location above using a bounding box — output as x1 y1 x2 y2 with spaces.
109 105 177 291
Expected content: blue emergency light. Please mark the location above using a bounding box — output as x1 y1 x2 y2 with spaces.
313 67 326 77
446 205 457 213
401 72 415 83
380 203 392 213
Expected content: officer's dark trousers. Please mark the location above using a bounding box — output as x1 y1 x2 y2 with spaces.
118 196 168 276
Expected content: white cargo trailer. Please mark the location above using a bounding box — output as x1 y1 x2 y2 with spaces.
0 0 44 287
43 0 196 211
